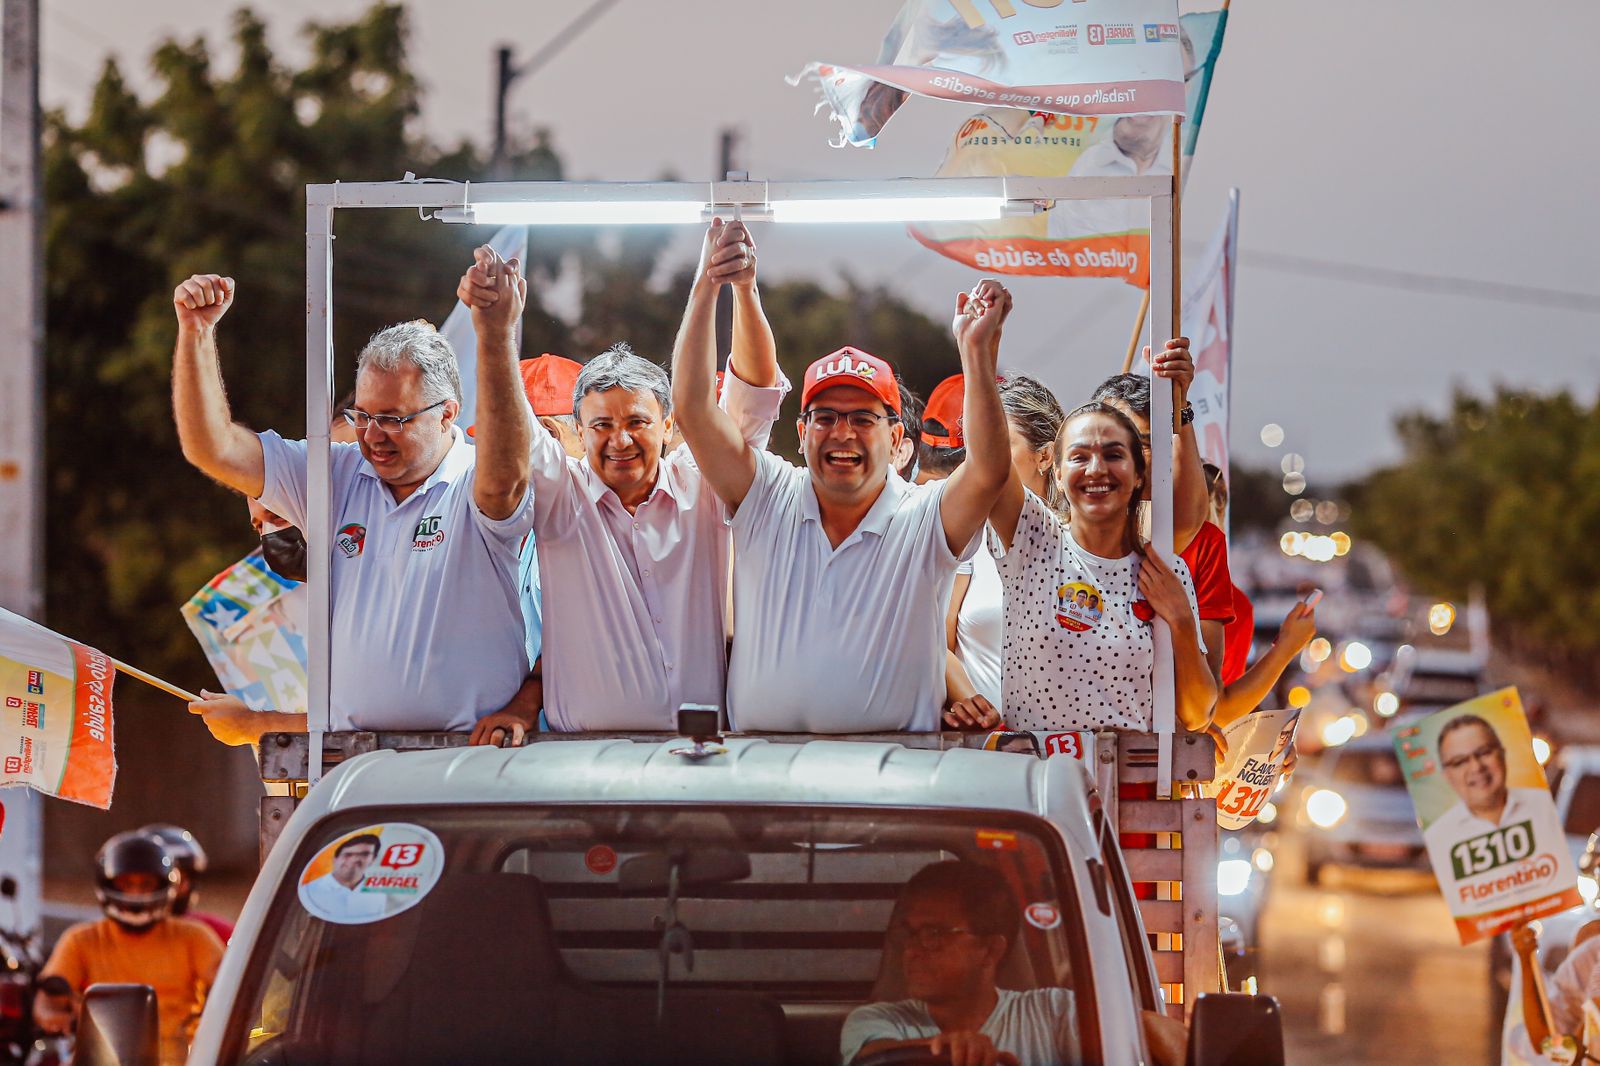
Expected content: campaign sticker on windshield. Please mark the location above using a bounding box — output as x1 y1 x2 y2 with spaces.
1211 710 1299 830
981 730 1093 760
1394 687 1579 946
297 822 445 925
1024 902 1062 930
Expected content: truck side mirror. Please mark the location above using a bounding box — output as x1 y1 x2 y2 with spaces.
74 983 159 1066
1186 993 1284 1066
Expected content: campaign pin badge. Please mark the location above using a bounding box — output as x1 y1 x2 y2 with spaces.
1025 902 1061 930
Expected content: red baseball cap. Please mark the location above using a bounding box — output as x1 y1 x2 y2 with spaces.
468 354 584 436
800 347 901 415
919 374 965 448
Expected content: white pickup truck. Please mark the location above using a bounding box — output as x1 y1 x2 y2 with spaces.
116 728 1277 1065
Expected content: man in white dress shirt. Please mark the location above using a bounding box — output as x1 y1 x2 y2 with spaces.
1422 714 1550 856
300 833 388 922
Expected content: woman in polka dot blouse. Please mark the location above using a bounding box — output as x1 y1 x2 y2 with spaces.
985 402 1216 733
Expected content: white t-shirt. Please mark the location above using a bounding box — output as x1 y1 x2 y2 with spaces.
956 544 1004 709
840 987 1078 1065
991 490 1203 731
1548 936 1600 1043
257 426 535 732
301 873 388 922
727 453 978 732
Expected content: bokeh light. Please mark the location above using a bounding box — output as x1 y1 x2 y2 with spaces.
1429 602 1456 636
1260 423 1285 448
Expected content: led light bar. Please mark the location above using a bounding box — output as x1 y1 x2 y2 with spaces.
449 200 709 225
769 196 1006 224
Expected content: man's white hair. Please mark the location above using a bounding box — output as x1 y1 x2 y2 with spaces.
355 320 462 405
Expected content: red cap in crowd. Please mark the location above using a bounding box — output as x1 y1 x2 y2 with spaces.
468 354 584 437
800 347 901 415
919 374 965 448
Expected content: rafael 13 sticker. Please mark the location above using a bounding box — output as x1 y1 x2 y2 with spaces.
336 523 366 558
1054 580 1103 632
297 822 444 925
411 515 446 552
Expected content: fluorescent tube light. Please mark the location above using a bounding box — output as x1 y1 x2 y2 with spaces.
770 196 1005 224
459 201 707 225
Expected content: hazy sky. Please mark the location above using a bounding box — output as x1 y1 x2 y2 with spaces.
39 0 1600 480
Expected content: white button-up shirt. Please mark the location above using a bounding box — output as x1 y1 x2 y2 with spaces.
1421 787 1554 859
726 451 977 733
257 426 534 732
534 372 787 730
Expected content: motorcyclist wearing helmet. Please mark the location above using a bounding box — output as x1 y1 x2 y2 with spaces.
139 824 234 944
38 831 223 1066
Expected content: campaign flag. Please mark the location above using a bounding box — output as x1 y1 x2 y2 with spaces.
1178 188 1238 482
1211 708 1295 830
181 551 308 716
793 0 1188 149
906 9 1227 286
1395 688 1580 946
0 607 115 808
438 224 528 429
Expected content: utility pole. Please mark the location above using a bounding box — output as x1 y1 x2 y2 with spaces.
714 128 739 364
489 0 624 178
0 0 45 933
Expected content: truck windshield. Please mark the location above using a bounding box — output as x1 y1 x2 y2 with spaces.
223 804 1094 1066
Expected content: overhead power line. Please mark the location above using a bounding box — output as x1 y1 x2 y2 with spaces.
1241 248 1600 316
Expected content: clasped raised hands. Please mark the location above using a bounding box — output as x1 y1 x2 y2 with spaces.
951 278 1012 357
456 245 527 333
173 274 235 332
694 218 757 294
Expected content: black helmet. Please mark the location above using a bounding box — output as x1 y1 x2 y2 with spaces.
139 824 208 916
94 831 179 932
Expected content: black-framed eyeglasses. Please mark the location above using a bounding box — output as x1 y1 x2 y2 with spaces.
802 408 896 432
890 922 978 952
342 399 448 432
1442 745 1503 772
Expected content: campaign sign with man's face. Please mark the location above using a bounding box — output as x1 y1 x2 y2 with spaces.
1394 687 1579 945
297 822 445 925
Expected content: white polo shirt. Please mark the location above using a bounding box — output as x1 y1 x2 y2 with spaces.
257 426 534 732
534 372 787 730
726 451 977 732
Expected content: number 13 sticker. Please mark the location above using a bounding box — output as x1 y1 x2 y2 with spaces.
297 822 445 925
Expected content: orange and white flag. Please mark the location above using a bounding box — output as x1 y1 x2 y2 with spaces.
0 607 115 808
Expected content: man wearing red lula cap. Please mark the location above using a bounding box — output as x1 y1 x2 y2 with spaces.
672 264 1014 733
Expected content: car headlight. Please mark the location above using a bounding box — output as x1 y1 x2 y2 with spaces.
1306 788 1348 829
1580 875 1598 906
1218 859 1255 897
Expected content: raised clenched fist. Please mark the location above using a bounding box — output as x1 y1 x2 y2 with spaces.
173 274 235 332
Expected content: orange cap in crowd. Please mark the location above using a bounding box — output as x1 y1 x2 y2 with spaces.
468 354 584 437
800 347 901 415
919 374 965 448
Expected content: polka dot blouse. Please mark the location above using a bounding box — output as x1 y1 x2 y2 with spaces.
990 490 1204 731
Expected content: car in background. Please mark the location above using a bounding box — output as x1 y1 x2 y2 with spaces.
1385 645 1485 718
1298 730 1427 884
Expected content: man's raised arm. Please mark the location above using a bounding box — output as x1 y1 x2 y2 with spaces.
724 221 778 389
456 246 533 520
671 221 764 509
171 274 266 497
938 280 1013 555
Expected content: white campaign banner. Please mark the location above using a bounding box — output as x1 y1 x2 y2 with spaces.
438 225 528 428
794 0 1187 147
1178 190 1237 483
1212 709 1297 830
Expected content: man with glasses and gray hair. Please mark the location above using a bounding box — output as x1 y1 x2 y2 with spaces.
1422 713 1548 858
455 219 785 731
170 246 537 740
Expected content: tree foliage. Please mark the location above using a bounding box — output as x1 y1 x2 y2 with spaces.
1352 388 1600 684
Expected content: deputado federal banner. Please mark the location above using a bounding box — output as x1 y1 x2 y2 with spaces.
1178 189 1237 481
1211 708 1296 831
905 9 1227 287
1395 688 1579 946
793 0 1188 149
0 606 116 808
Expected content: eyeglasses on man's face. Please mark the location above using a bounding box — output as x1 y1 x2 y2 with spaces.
1442 744 1503 772
892 921 978 952
802 407 896 433
343 399 448 433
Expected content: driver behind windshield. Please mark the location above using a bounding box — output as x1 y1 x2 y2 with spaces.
842 860 1077 1066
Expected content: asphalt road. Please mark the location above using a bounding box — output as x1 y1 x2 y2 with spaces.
1257 836 1496 1063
